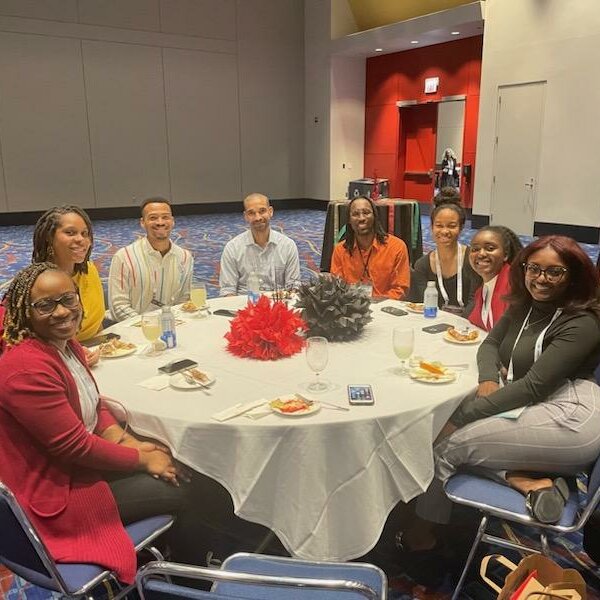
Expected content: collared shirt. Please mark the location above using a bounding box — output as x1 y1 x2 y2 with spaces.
330 234 410 300
481 274 498 330
108 236 193 321
219 229 300 296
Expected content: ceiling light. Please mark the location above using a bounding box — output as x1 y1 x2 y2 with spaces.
375 48 383 52
451 31 460 35
410 40 419 44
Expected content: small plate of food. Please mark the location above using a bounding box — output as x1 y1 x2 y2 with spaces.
444 327 481 345
269 395 321 416
99 338 137 358
180 301 200 313
404 302 424 314
409 361 457 384
170 368 215 389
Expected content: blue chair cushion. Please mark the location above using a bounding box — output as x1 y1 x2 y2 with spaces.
125 514 173 547
215 554 385 599
445 473 580 527
144 578 233 600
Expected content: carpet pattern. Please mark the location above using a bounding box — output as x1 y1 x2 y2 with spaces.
1 208 599 599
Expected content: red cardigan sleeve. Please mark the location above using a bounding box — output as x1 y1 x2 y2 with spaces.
3 367 139 471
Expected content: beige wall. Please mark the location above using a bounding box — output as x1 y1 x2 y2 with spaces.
473 0 600 228
0 0 304 212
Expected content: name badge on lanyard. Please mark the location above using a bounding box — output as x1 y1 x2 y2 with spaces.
434 244 464 307
506 308 562 383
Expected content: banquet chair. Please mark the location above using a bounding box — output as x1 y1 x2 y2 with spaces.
444 452 600 600
0 480 174 599
137 553 387 599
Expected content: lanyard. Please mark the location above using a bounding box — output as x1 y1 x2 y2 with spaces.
480 276 497 329
359 246 374 283
506 307 562 383
434 244 464 306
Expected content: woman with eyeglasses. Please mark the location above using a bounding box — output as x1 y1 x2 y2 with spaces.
0 262 208 583
400 236 600 555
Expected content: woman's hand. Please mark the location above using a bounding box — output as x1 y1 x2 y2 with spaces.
477 380 500 397
120 435 170 455
139 449 179 486
84 347 100 368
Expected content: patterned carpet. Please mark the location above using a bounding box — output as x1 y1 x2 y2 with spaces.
1 208 600 599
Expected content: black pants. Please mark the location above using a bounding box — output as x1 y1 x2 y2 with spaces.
106 471 286 566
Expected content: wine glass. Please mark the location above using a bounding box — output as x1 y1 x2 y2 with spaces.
190 280 208 313
306 336 329 393
141 313 162 355
392 327 414 375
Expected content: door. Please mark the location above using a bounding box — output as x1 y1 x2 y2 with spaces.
399 104 437 202
490 82 546 236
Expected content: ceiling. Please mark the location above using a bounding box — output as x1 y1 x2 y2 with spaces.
331 2 485 58
347 0 478 32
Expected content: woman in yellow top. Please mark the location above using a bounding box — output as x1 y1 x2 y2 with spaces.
32 206 105 356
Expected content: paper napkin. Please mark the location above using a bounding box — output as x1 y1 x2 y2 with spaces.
212 399 267 422
138 374 171 391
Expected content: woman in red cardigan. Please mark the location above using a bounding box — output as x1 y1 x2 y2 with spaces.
467 226 523 331
0 263 186 584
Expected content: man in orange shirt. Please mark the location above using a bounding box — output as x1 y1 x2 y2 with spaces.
330 196 410 299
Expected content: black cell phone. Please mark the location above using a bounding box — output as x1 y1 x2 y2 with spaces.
381 306 408 317
213 309 238 317
158 359 198 375
422 323 453 334
79 332 120 347
347 384 375 405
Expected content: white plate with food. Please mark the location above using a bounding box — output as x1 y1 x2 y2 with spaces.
409 361 457 384
269 395 321 416
98 339 137 358
170 369 215 390
403 302 424 314
443 327 481 345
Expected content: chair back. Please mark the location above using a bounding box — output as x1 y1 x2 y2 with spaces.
137 560 382 599
0 481 68 593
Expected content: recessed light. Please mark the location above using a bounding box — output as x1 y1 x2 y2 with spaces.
451 31 460 35
375 48 383 52
410 40 419 44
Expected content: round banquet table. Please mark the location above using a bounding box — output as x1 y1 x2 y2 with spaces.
94 296 482 562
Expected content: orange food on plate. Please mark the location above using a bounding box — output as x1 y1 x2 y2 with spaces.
270 398 310 413
189 368 209 384
419 361 446 376
447 327 479 342
181 301 198 312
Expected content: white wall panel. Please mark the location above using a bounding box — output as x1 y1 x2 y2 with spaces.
0 32 94 211
0 0 77 22
78 0 160 32
237 0 305 199
82 40 169 208
160 0 235 40
163 48 241 203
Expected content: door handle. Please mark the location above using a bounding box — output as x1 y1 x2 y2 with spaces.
427 169 433 179
524 178 534 189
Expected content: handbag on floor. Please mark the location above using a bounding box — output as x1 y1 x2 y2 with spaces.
480 554 586 600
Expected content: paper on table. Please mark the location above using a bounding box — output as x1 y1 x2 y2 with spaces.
212 399 266 422
138 374 171 391
245 405 272 420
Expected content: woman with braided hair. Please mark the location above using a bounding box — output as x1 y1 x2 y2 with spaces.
467 225 523 331
32 205 105 343
0 263 202 583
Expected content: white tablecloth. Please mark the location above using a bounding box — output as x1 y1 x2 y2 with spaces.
94 297 481 561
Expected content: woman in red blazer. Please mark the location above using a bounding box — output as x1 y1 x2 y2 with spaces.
0 263 184 584
467 226 523 331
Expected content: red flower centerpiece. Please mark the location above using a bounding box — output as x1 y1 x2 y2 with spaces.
225 295 307 360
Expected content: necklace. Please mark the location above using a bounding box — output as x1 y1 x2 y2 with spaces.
523 313 552 330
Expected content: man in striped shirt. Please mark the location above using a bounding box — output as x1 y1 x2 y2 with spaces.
108 197 193 321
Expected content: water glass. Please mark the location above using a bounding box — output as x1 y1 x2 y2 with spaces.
306 336 329 392
392 327 414 375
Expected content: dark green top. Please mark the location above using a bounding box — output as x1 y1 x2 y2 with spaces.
450 301 600 427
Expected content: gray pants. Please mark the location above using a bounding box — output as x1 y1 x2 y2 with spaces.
416 379 600 524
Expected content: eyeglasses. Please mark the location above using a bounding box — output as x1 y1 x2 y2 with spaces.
30 291 80 315
522 263 568 282
349 209 374 218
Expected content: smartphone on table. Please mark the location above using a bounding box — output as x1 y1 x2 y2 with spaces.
422 323 453 334
381 306 408 317
347 384 375 405
158 359 198 375
79 332 120 347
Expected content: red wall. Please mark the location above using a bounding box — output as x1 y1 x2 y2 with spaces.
364 36 483 208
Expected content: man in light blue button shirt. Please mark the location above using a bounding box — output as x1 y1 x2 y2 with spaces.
219 193 300 296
